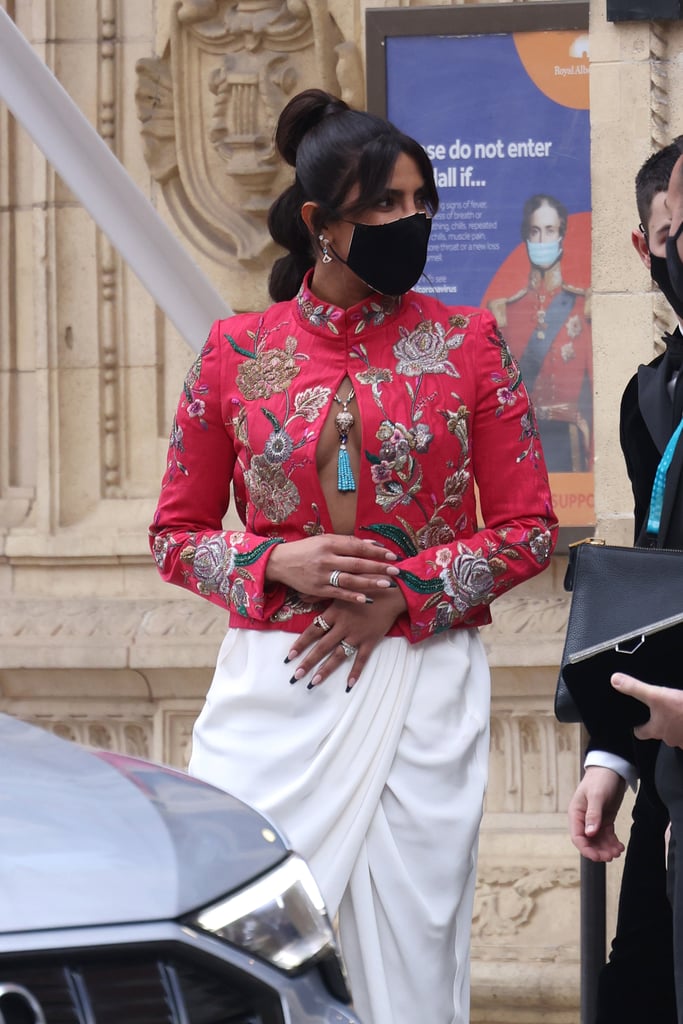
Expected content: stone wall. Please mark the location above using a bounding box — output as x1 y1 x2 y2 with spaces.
2 0 681 1019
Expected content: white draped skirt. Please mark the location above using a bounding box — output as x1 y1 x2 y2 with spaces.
189 627 491 1024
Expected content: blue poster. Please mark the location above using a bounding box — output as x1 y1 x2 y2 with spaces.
386 28 593 525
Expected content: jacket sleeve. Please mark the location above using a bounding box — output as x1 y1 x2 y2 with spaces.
148 321 287 619
393 311 559 641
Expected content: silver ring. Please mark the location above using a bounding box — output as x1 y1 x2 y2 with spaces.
329 569 342 588
313 614 331 631
339 639 357 657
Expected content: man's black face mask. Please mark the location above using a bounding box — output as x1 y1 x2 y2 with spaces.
649 243 683 321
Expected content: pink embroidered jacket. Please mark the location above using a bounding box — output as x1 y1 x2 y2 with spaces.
150 277 558 643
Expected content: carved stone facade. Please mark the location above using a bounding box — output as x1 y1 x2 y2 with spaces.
136 1 363 274
2 0 682 1020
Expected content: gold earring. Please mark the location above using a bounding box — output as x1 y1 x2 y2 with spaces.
318 234 333 264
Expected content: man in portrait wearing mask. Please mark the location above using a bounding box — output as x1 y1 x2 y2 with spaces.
488 193 592 472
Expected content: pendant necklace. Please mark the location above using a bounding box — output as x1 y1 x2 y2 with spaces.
333 387 356 492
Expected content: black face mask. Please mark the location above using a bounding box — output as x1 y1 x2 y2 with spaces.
649 249 683 321
332 213 432 296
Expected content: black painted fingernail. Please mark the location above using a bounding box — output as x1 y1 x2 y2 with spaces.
284 656 291 664
346 685 353 693
388 580 398 588
307 681 315 690
289 675 298 685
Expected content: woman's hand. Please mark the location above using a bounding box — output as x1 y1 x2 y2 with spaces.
266 535 400 604
286 587 408 690
612 673 683 748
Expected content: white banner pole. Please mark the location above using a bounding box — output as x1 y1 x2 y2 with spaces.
0 8 233 351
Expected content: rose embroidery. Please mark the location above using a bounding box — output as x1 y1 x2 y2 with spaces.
394 319 463 377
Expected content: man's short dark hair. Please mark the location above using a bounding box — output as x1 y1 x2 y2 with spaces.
520 194 568 242
635 136 683 230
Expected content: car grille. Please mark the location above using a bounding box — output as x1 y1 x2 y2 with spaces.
0 951 285 1024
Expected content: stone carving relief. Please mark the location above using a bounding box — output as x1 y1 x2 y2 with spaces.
472 865 578 940
487 708 579 814
17 712 153 760
135 1 364 271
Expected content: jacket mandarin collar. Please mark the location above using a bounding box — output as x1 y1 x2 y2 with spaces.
295 272 403 341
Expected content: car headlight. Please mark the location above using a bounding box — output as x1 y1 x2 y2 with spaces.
189 854 338 973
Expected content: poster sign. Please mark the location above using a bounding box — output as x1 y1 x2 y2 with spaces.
367 3 592 537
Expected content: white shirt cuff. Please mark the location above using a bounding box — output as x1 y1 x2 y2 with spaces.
584 750 638 791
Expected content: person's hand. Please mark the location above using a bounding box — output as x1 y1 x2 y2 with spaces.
266 535 400 605
285 587 408 690
568 766 626 862
612 673 683 748
666 151 683 250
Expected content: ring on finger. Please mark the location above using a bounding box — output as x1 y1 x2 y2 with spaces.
339 639 357 657
329 569 342 588
313 614 332 631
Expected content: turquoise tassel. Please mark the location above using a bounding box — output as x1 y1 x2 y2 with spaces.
334 386 356 492
337 444 356 492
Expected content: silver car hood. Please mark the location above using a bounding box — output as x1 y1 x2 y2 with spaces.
0 715 288 933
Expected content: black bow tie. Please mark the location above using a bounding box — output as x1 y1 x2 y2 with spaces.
663 329 683 371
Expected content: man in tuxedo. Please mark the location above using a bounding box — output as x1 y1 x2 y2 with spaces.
568 138 683 1023
604 145 683 1024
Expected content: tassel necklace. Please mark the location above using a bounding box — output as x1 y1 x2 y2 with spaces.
333 386 356 492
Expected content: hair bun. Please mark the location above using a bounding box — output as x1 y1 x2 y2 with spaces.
275 88 349 167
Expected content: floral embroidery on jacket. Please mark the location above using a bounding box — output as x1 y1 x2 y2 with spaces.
488 325 542 465
244 455 301 523
164 345 212 481
236 335 305 399
394 318 466 377
177 532 282 615
355 316 473 564
239 384 331 524
353 317 551 635
399 524 553 634
350 298 400 334
297 280 399 334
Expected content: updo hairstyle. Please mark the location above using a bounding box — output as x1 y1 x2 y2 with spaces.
267 89 438 302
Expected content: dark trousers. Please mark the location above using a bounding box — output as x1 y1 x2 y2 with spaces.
595 739 677 1024
656 743 683 1024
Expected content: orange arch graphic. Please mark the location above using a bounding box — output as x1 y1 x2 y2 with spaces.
513 30 589 110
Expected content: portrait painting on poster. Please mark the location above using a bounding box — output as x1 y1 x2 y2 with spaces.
367 2 593 541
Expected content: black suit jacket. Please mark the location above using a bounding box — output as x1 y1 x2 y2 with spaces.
621 337 683 547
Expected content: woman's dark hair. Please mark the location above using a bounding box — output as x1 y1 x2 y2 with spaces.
267 89 439 302
519 193 568 242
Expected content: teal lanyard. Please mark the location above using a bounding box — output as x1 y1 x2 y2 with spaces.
647 416 683 536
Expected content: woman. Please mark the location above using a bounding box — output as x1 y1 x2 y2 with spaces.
150 89 558 1024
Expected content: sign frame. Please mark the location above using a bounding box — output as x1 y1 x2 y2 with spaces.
366 1 593 550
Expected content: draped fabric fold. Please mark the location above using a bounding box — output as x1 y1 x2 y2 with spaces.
189 627 491 1024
